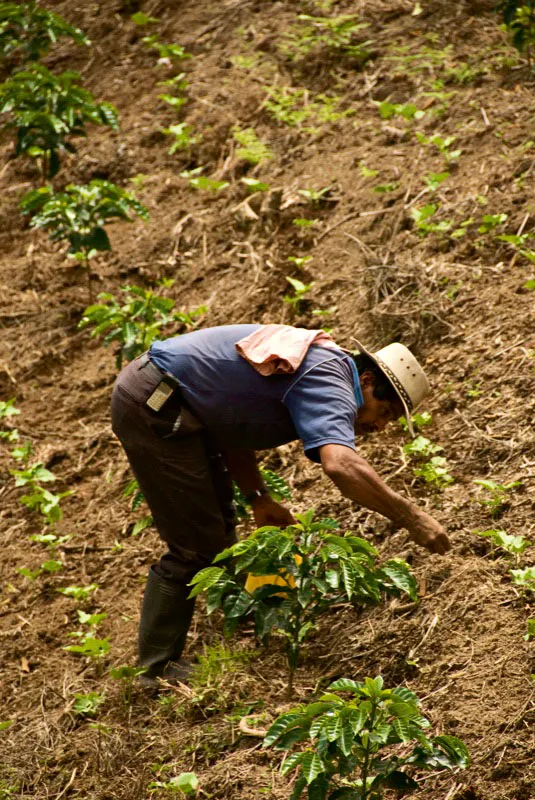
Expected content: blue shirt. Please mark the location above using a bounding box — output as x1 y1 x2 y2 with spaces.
149 324 362 462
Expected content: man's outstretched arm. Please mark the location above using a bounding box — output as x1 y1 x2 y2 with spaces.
319 443 450 554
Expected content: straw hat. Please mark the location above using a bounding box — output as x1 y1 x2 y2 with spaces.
352 339 431 436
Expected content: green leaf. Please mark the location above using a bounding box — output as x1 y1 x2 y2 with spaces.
379 560 418 600
166 773 199 795
300 751 323 784
263 712 303 747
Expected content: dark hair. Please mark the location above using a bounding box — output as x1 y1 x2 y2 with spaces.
353 353 400 405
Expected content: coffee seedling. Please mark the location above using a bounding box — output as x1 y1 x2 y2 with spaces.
402 436 442 458
148 772 199 795
399 411 432 433
241 177 270 193
29 532 72 550
410 204 452 237
263 676 469 799
131 12 159 26
499 1 535 66
478 213 508 233
0 65 118 179
265 86 351 133
189 512 417 696
510 567 535 595
232 126 274 165
11 441 32 461
525 618 535 640
57 583 99 602
19 559 62 580
474 529 531 559
280 13 371 64
79 284 206 368
416 132 462 163
163 122 201 154
0 1 89 63
495 232 535 263
284 277 315 312
473 478 522 518
187 175 229 193
423 171 449 192
73 691 105 718
21 181 147 294
0 399 20 419
142 36 191 63
64 635 111 677
403 436 453 489
109 665 147 705
376 101 424 121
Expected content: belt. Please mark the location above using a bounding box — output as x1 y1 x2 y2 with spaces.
137 352 166 380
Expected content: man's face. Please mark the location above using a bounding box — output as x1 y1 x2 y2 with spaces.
354 371 403 435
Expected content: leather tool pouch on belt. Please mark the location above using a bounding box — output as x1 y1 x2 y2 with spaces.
138 358 205 439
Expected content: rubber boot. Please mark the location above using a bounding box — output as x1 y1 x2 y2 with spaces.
137 566 195 691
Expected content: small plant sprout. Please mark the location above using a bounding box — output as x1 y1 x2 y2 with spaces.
148 772 199 795
64 636 111 674
29 532 72 550
510 567 535 595
163 123 201 154
525 619 535 641
241 177 270 193
130 12 159 26
20 181 148 295
109 665 147 705
265 86 352 133
293 218 318 228
288 255 313 269
474 529 531 559
263 677 469 799
413 457 454 488
19 559 62 581
423 171 449 191
189 512 417 697
373 181 400 194
297 186 333 206
410 204 452 237
280 13 371 64
0 1 90 63
0 399 20 420
187 175 229 193
10 462 55 486
79 285 206 368
73 691 105 718
499 0 535 66
57 583 99 602
284 276 315 311
478 213 508 234
399 411 432 432
359 162 379 178
416 132 462 163
402 436 442 458
473 479 522 518
142 35 191 64
376 101 425 121
232 126 274 165
496 232 535 263
0 65 118 179
11 440 32 461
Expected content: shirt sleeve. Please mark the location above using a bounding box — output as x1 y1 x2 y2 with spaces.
282 355 358 463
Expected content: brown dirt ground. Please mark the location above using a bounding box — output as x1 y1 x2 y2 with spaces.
1 1 534 798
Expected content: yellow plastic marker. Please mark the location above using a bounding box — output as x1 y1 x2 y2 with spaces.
245 554 302 596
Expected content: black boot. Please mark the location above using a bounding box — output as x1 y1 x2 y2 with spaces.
137 566 195 691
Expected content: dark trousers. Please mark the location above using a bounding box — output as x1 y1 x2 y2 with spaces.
110 356 237 585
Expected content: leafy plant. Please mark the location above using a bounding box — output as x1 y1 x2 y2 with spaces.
241 177 270 193
19 559 62 580
232 126 273 165
186 175 229 193
499 1 535 65
189 513 417 696
474 529 530 558
20 181 147 287
0 399 20 419
10 461 55 486
20 485 72 522
416 132 462 163
265 86 352 133
410 204 452 237
525 618 535 640
142 36 191 63
79 285 206 368
73 691 105 718
284 276 315 312
402 436 442 459
148 773 199 795
163 122 201 154
399 411 432 433
495 232 535 263
473 479 522 518
263 676 469 800
64 636 111 664
413 457 454 488
0 1 89 63
0 65 118 178
478 213 508 233
29 532 71 549
57 583 98 601
376 101 424 121
298 186 333 206
510 567 535 594
131 12 159 26
423 171 449 191
281 13 371 64
110 665 147 705
11 440 32 461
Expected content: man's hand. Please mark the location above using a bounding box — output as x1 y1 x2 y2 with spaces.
251 495 296 529
404 511 451 555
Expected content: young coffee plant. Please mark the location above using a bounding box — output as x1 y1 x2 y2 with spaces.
0 65 118 178
474 528 531 560
0 1 89 63
56 583 99 602
20 181 147 289
510 566 535 595
284 276 315 313
148 773 199 795
525 618 535 640
163 122 201 154
499 1 535 65
19 559 62 581
473 478 522 518
10 461 72 523
265 86 352 133
232 126 274 165
73 691 105 718
415 132 462 164
189 512 417 696
263 676 469 800
280 13 372 65
142 35 191 63
109 665 147 705
403 437 454 489
79 284 206 368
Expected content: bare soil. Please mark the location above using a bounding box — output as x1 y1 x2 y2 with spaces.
0 1 534 799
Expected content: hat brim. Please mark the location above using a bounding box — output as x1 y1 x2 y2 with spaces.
351 338 415 437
